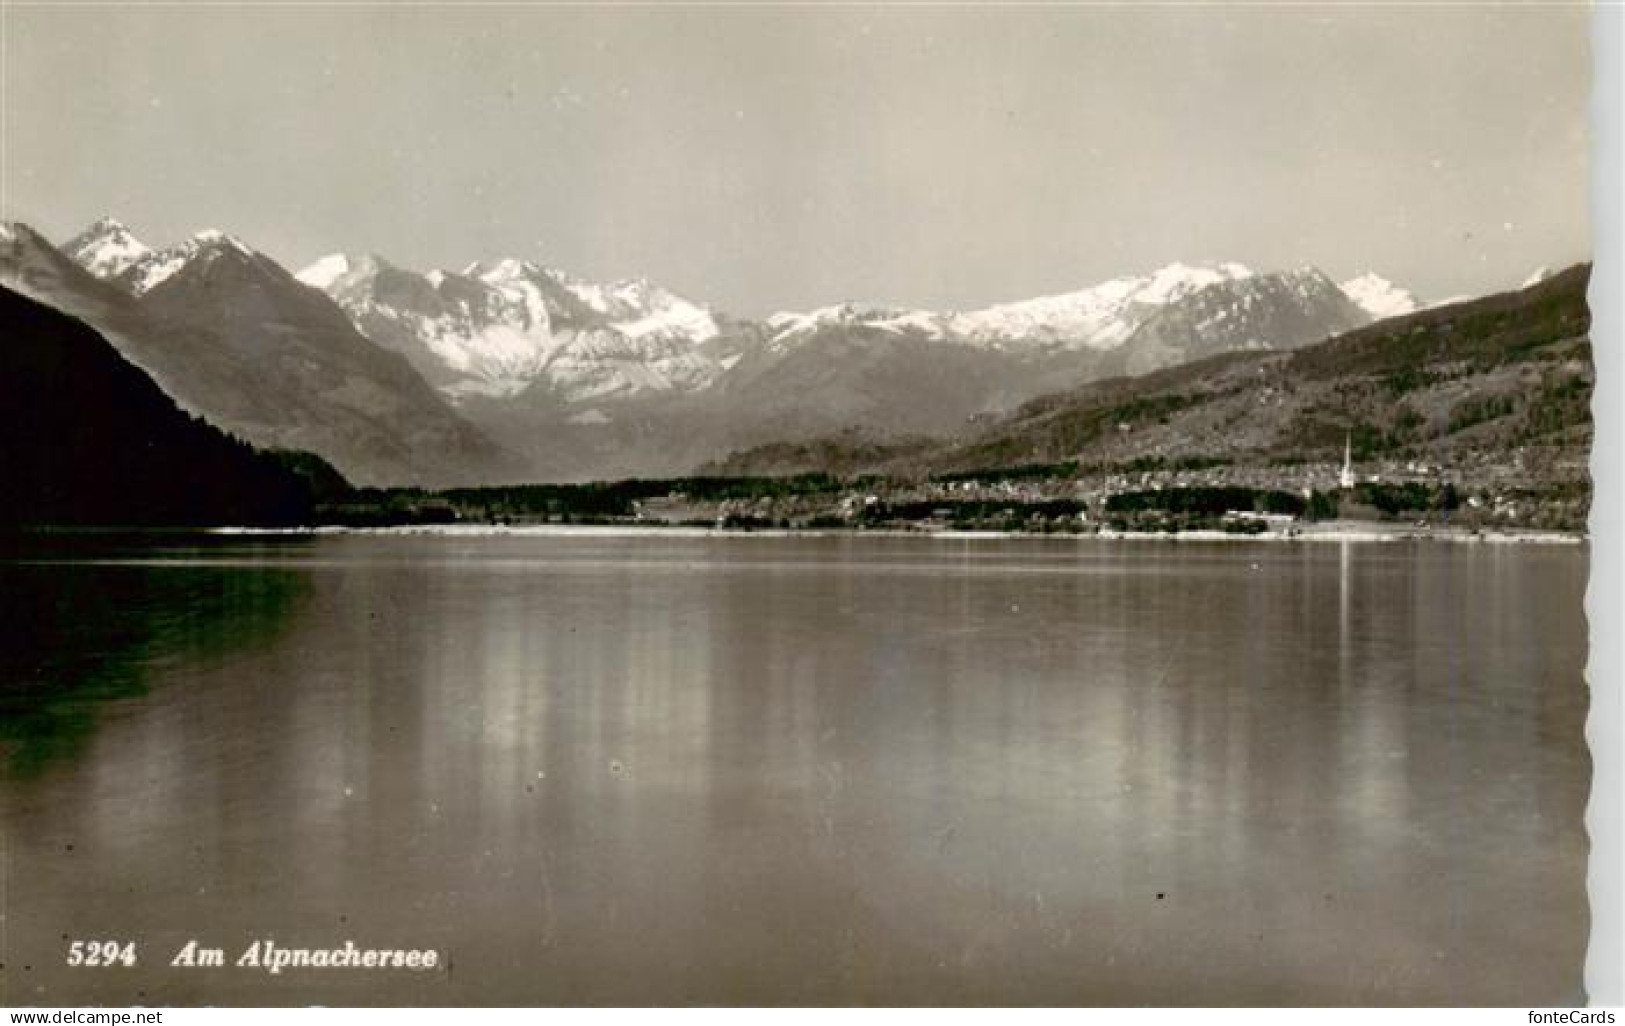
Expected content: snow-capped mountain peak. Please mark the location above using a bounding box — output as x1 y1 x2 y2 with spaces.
611 289 720 342
764 302 942 346
295 248 730 402
757 261 1380 373
1339 272 1420 321
294 253 401 295
940 261 1256 350
122 229 258 295
568 275 662 316
63 216 155 280
58 218 275 296
1133 261 1254 305
188 228 246 249
465 257 553 286
760 262 1267 353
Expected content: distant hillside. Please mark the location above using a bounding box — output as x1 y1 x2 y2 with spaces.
695 430 934 478
0 284 326 527
914 264 1591 481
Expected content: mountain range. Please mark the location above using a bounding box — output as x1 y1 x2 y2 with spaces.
5 219 514 487
7 215 1448 485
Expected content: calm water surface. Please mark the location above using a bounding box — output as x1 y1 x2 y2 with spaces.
0 534 1590 1005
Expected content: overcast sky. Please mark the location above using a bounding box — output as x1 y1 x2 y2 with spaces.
0 3 1592 315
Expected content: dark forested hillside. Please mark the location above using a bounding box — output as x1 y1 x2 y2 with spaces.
0 285 325 527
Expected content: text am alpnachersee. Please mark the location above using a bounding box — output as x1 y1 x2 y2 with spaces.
170 939 439 975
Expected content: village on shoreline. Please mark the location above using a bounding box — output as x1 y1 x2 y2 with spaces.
220 435 1590 544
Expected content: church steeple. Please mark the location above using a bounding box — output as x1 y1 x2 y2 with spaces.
1339 432 1356 490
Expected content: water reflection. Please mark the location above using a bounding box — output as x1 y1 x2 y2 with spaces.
0 536 1589 1005
0 536 309 776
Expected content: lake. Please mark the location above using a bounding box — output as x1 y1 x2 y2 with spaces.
0 533 1591 1005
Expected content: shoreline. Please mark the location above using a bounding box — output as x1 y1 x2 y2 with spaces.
200 522 1587 545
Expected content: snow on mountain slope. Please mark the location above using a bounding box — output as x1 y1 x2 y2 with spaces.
559 273 721 341
764 303 945 350
1120 266 1372 373
1339 272 1420 321
296 255 553 393
128 230 269 295
295 253 353 290
66 223 268 298
300 252 728 401
62 217 154 280
948 262 1256 349
761 262 1260 352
